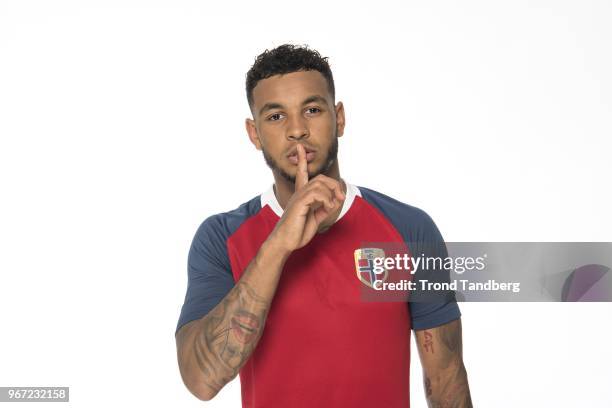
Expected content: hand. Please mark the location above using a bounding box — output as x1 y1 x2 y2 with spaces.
269 144 345 252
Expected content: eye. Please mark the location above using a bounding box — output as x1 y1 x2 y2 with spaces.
306 107 321 114
267 113 283 121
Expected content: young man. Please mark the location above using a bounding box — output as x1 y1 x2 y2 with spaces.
175 44 472 407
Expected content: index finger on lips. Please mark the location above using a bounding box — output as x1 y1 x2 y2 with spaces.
295 144 309 190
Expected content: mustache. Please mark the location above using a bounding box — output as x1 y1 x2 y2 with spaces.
285 144 317 157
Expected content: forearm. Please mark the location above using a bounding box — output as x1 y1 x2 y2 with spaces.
178 236 290 400
424 360 472 408
416 319 472 408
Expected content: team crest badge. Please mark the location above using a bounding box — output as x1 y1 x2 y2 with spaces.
354 248 387 288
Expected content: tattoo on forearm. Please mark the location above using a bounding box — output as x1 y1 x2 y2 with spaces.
428 364 472 408
420 319 472 408
439 321 461 354
192 279 269 394
424 330 435 353
425 377 433 397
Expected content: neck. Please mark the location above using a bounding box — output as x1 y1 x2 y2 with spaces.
273 160 344 210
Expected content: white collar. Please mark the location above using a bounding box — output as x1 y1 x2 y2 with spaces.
260 181 361 223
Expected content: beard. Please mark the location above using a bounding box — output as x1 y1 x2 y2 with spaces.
262 130 339 184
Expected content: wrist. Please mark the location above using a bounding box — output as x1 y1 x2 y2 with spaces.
261 232 293 263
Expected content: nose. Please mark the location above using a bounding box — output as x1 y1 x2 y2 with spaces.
286 114 309 141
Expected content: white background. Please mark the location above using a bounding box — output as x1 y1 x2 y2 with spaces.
1 1 611 406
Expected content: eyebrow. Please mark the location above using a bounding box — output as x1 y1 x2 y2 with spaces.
258 95 329 117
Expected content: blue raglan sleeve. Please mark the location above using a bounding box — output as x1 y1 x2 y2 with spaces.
175 215 235 335
357 186 461 331
408 211 461 330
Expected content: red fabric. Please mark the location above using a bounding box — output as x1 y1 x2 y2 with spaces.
227 197 412 408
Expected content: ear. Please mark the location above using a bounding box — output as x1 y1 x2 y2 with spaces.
245 118 262 150
335 101 346 138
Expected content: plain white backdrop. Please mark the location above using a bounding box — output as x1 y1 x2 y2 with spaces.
1 1 611 406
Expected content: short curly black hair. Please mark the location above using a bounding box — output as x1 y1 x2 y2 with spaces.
245 43 335 112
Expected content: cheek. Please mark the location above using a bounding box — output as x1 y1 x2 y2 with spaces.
311 124 336 148
259 133 285 155
312 117 335 136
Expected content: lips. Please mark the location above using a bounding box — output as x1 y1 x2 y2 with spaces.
287 146 316 164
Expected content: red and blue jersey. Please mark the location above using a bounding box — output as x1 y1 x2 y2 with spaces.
176 183 461 407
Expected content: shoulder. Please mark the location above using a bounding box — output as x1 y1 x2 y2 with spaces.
192 194 262 246
357 186 442 241
358 186 431 220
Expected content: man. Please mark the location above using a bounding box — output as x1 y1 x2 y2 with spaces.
175 44 472 407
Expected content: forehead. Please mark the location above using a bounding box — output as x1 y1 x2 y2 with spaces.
251 70 331 108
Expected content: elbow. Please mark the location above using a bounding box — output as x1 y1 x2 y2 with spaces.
176 324 215 401
190 383 219 402
181 369 220 402
178 358 222 401
177 353 220 401
196 392 215 402
176 321 225 402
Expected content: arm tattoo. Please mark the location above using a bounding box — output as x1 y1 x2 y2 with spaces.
420 319 472 408
428 364 472 408
192 280 269 395
424 330 435 353
439 321 461 354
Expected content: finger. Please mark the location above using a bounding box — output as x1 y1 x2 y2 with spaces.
295 144 309 190
313 205 332 225
310 175 346 201
303 188 336 211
